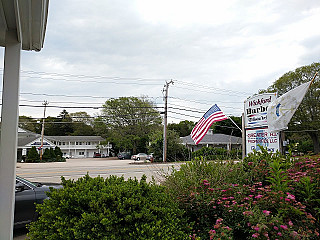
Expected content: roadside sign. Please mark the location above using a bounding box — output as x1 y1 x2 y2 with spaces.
244 93 277 128
246 127 280 154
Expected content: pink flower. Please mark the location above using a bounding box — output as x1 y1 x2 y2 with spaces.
253 226 260 231
216 218 223 224
288 221 293 226
274 226 279 230
252 233 259 238
280 225 288 230
277 232 282 236
263 210 270 216
255 194 263 199
286 193 295 200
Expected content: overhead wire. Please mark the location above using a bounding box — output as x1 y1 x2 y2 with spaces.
0 69 248 117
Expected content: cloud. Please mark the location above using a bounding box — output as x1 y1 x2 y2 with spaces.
1 0 320 121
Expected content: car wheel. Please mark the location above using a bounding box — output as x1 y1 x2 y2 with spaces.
137 157 140 161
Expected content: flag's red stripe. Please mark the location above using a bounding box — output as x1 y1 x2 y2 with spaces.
191 117 205 135
191 112 226 139
191 111 227 144
193 116 228 144
193 117 227 144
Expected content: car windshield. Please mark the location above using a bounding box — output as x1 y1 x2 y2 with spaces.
16 176 37 188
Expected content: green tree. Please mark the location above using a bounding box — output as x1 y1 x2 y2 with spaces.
27 146 40 163
45 110 74 136
148 129 189 162
168 120 195 137
92 117 109 137
101 96 162 154
212 116 242 137
70 111 95 136
69 111 93 125
42 148 51 162
54 146 63 160
265 62 320 153
19 116 41 133
49 148 56 160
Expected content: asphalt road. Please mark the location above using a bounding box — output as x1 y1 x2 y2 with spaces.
14 158 183 239
16 158 182 184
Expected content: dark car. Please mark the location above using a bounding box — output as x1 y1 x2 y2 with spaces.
117 152 131 160
93 152 101 158
14 176 62 229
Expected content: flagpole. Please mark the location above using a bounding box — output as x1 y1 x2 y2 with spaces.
227 116 242 133
309 71 318 86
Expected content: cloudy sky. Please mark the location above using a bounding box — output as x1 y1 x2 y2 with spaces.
1 0 320 123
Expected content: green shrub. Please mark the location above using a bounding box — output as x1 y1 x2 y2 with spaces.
27 146 40 163
28 174 191 240
192 147 241 161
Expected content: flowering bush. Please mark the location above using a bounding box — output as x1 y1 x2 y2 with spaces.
164 150 320 239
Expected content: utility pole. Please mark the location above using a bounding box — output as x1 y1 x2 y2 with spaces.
162 80 174 162
40 100 48 161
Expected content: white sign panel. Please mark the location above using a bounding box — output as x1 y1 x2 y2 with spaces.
246 128 280 154
244 93 277 129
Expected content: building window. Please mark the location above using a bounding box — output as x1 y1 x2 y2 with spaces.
79 152 84 155
62 142 65 145
79 142 82 145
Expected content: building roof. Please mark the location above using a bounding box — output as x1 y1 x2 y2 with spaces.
181 133 242 145
0 0 49 51
17 135 39 147
45 136 105 142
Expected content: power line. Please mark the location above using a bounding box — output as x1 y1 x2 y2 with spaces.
176 80 253 95
0 68 168 82
17 104 164 110
169 96 243 110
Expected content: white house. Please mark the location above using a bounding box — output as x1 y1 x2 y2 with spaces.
17 128 112 159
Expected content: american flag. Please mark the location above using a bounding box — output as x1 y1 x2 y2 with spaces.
191 104 228 144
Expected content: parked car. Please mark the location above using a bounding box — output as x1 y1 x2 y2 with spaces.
14 176 62 229
93 152 101 158
147 153 154 162
131 153 148 161
117 152 131 160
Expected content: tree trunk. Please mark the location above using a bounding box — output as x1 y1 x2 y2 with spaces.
308 132 320 154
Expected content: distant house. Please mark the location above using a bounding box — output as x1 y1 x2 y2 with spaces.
17 128 112 160
180 129 242 152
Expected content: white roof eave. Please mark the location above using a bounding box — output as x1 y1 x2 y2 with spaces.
0 0 49 51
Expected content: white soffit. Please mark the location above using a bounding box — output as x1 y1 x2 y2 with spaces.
0 0 49 51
